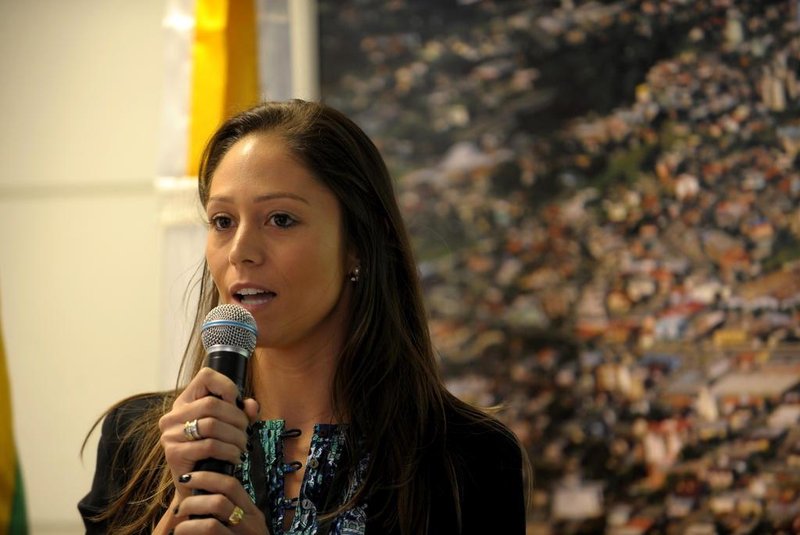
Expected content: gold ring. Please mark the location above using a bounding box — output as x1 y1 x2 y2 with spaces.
228 505 244 526
183 419 202 441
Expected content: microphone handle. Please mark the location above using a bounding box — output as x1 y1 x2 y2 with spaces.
190 347 249 507
205 347 248 393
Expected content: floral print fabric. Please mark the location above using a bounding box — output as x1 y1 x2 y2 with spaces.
240 420 368 535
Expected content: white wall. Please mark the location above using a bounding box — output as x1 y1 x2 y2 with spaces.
0 1 166 533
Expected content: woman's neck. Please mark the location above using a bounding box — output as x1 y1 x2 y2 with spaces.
250 345 339 429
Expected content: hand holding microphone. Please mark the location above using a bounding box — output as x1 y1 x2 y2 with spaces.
157 304 259 499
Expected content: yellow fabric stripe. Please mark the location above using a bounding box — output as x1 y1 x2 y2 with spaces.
0 298 17 530
225 0 259 116
187 0 227 177
187 0 259 177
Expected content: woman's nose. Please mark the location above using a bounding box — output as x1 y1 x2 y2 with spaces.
228 224 265 266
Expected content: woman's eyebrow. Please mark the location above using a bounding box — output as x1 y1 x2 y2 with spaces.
207 192 311 205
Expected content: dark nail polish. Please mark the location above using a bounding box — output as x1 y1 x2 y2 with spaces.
236 396 244 410
173 505 179 515
240 451 247 462
178 473 191 483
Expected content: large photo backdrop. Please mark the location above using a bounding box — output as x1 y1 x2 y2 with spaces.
320 1 800 532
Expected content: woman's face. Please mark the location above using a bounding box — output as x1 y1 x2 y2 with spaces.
205 134 353 351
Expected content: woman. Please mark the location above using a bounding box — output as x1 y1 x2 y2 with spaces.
79 100 527 534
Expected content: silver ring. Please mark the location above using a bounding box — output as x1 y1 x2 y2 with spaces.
183 419 202 441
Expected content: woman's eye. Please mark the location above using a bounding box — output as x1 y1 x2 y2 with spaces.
270 213 297 228
210 215 233 230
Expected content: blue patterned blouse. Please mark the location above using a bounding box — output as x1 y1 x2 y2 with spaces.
239 420 368 535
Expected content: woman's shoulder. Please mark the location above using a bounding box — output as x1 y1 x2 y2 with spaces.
79 391 173 531
99 391 173 443
443 400 523 471
430 399 528 533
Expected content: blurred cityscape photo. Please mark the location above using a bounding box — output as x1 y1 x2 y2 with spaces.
320 1 800 533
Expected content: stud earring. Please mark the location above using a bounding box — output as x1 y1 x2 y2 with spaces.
349 266 361 283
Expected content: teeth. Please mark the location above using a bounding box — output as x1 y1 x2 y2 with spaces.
237 288 266 295
235 287 274 305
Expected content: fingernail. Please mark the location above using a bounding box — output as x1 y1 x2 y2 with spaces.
240 451 247 462
179 473 191 483
173 505 179 515
236 396 244 410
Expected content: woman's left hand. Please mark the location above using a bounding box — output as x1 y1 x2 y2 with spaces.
172 470 269 535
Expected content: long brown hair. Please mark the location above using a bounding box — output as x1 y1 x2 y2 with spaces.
85 100 525 534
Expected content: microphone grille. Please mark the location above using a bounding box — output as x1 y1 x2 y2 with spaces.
201 304 258 354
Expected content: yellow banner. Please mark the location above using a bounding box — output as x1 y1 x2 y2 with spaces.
187 0 259 177
0 297 27 532
0 300 14 529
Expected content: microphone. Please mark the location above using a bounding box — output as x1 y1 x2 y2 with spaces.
200 303 258 395
193 303 258 477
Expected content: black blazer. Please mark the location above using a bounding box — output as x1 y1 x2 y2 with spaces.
79 393 526 534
